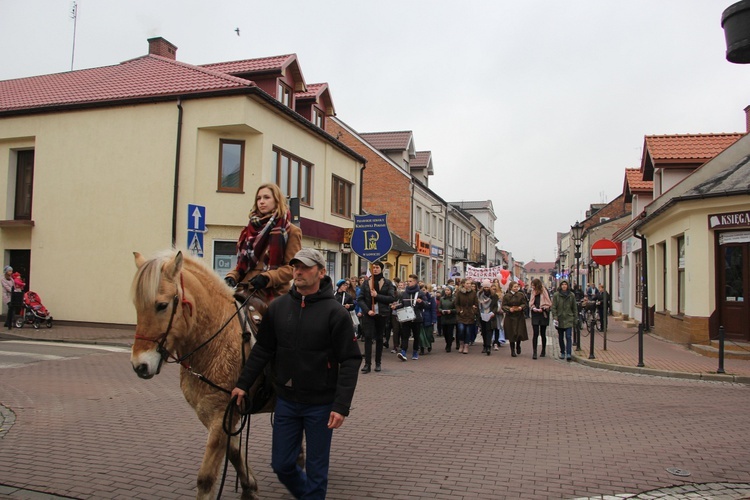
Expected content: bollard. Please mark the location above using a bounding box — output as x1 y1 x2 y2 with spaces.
717 326 725 374
589 314 596 360
637 323 644 368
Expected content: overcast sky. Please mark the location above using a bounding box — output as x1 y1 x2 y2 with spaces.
2 1 749 264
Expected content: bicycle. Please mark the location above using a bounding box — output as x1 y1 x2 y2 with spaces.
581 300 600 335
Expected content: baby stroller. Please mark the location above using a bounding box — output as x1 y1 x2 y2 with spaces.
14 291 53 329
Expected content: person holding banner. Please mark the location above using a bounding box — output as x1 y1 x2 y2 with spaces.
357 261 396 373
454 278 479 354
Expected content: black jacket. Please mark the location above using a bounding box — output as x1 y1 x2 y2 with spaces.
395 286 428 323
236 276 362 416
357 275 396 317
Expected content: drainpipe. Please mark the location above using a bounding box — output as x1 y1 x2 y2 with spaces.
357 162 366 273
634 229 649 332
171 99 184 247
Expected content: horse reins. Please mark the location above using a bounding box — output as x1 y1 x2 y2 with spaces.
133 273 261 392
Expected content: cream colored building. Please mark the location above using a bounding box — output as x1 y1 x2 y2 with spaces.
634 133 750 343
0 38 364 325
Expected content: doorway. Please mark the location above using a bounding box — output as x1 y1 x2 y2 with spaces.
718 236 750 340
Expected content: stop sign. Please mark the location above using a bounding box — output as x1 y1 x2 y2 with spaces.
591 239 620 266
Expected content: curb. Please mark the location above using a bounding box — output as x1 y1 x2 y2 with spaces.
572 354 750 384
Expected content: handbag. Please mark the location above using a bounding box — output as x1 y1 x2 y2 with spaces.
396 306 416 323
349 310 360 326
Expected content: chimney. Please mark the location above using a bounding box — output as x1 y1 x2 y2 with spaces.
147 37 177 60
745 105 750 133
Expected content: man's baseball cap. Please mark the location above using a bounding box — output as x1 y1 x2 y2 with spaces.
290 248 325 268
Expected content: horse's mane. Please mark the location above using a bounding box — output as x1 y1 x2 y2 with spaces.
131 250 229 311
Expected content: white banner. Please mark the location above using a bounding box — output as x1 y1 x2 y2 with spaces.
466 265 503 281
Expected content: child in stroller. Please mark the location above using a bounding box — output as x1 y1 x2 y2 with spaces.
15 291 53 329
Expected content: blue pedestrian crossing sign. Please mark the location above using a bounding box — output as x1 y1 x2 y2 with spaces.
188 231 204 257
188 204 206 231
187 204 206 257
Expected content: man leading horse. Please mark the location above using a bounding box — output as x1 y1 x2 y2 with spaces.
231 248 362 500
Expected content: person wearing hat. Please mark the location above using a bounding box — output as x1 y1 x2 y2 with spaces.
550 279 578 361
2 266 16 329
356 261 396 372
231 248 362 499
224 183 302 300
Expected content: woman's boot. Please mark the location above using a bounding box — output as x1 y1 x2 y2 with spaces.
533 346 538 359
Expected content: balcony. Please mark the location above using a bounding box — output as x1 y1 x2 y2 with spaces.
451 247 467 261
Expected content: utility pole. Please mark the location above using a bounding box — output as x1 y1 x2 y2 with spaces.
70 2 78 71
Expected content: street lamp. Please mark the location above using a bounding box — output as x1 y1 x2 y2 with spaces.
570 221 584 351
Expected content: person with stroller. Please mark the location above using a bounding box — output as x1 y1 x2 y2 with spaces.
3 266 16 329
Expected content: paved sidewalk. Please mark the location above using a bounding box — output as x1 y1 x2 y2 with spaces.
569 316 750 383
3 315 749 383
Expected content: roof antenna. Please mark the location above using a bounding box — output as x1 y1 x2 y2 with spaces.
70 2 78 71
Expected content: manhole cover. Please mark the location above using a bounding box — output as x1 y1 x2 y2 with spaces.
666 467 691 477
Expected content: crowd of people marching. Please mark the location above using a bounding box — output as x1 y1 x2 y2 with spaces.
341 263 610 372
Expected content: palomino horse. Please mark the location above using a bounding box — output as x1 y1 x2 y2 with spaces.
130 250 268 500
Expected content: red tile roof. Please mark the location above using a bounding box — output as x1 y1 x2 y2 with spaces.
411 151 431 168
360 131 414 151
0 55 254 113
625 168 652 193
200 54 295 75
644 133 744 163
295 83 327 100
524 261 556 272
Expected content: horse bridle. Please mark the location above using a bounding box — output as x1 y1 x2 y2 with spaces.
133 273 261 385
134 274 193 374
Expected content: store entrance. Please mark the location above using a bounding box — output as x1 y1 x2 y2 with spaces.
718 237 750 340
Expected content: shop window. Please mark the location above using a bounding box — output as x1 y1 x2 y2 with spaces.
677 236 686 315
634 250 642 306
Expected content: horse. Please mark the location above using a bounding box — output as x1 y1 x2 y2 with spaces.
130 250 269 500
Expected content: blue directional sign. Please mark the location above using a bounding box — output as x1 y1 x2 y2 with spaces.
351 214 392 262
187 231 204 257
187 204 206 231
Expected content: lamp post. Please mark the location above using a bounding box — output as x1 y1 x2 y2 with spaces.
570 221 584 350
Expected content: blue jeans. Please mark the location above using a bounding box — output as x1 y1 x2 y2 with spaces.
456 322 476 344
272 396 333 499
558 327 572 356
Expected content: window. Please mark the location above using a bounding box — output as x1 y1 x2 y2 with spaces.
272 147 312 205
218 140 244 192
438 218 444 240
677 236 686 315
634 250 643 306
14 150 34 220
660 243 667 311
331 176 352 218
277 82 292 107
431 215 437 237
213 241 237 279
415 207 422 231
313 107 324 128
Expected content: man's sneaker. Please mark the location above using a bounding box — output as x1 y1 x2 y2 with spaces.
391 348 398 354
412 351 419 360
397 350 407 361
